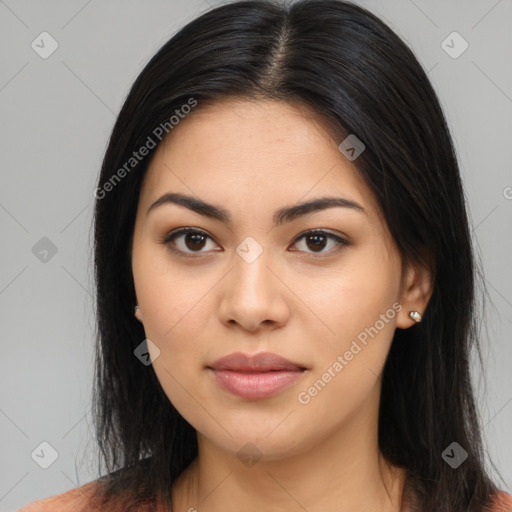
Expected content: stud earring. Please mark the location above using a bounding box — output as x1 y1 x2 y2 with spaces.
409 311 422 323
134 305 139 315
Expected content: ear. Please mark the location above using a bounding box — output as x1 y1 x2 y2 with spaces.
135 305 143 323
396 260 434 329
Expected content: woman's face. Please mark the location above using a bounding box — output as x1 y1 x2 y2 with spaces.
131 98 431 461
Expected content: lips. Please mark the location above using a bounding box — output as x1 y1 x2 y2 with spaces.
207 352 308 400
208 351 307 372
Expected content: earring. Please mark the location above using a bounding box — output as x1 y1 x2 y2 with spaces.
134 305 139 315
409 311 422 323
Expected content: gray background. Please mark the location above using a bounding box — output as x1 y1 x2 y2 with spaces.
1 0 511 510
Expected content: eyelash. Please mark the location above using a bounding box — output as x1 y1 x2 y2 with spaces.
159 227 349 259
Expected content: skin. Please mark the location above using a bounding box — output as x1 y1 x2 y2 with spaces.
131 98 433 512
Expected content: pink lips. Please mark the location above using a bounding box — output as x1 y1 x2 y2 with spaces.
207 352 307 400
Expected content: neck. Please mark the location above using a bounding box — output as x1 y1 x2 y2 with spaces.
172 398 408 512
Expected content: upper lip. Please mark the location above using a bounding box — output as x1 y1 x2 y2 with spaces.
208 352 307 372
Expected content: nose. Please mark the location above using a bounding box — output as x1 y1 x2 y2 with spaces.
217 245 290 333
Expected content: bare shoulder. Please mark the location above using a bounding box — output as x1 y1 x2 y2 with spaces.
16 480 99 512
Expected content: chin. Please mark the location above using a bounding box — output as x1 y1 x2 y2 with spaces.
198 423 316 464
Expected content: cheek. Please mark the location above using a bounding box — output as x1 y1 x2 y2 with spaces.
294 314 396 433
294 255 400 342
150 358 210 438
294 250 400 393
136 263 216 344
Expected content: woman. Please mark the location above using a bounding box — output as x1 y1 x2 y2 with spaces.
18 0 512 511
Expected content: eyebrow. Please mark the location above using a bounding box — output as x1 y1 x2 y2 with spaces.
146 192 366 225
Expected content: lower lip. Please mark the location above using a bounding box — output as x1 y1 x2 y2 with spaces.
209 369 305 399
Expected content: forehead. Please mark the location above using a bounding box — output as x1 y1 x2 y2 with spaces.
139 98 378 218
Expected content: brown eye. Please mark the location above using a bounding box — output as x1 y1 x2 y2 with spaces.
291 230 349 257
305 233 328 252
183 232 207 251
161 228 219 258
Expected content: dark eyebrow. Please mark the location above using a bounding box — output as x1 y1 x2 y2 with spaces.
147 192 366 225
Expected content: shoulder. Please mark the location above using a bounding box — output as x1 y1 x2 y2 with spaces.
489 490 512 512
16 480 99 512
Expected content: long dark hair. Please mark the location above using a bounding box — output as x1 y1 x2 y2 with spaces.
89 1 505 510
